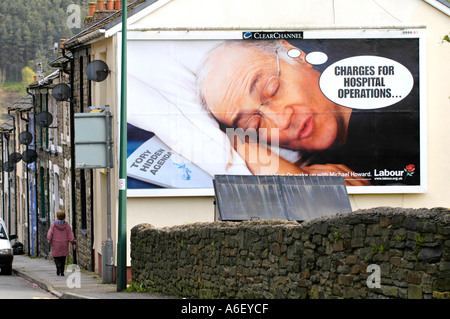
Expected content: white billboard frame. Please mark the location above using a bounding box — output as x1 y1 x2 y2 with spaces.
116 28 427 197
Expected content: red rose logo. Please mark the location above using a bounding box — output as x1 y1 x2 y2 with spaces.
404 164 415 181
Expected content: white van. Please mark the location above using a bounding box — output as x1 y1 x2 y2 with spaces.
0 218 16 275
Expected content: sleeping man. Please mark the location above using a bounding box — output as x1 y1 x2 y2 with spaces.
197 39 370 186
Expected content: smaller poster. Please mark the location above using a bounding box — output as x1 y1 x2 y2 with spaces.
127 134 212 188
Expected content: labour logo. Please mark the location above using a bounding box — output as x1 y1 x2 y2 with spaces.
403 164 415 181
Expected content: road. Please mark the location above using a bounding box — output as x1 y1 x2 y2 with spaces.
0 274 56 299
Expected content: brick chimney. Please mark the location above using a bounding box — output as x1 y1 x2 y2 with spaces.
59 39 67 49
85 0 121 28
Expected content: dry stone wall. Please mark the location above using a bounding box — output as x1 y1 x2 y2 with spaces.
131 207 450 299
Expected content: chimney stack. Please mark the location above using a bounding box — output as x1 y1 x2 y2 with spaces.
85 0 122 28
59 39 67 49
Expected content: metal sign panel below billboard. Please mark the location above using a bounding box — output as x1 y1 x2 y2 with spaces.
74 110 113 169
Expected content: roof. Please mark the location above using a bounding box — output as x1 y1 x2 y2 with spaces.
0 114 15 132
63 0 159 49
27 70 60 90
8 95 33 112
49 50 73 68
63 0 443 49
438 0 450 7
424 0 450 15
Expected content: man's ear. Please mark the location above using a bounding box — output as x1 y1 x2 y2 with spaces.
281 40 307 63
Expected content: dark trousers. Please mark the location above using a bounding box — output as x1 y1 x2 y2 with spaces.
54 256 66 276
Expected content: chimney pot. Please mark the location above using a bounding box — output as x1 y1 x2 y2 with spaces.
88 2 96 16
97 0 105 10
106 0 114 10
114 0 121 10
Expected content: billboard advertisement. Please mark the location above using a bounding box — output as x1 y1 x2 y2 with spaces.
126 29 426 195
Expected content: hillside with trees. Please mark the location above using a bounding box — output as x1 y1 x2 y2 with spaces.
0 0 88 111
0 0 88 82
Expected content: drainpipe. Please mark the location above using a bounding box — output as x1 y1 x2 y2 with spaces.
26 116 31 256
13 118 17 237
20 110 31 256
26 89 39 257
59 45 77 264
1 135 6 225
7 112 18 238
68 53 77 265
1 136 4 222
4 134 11 236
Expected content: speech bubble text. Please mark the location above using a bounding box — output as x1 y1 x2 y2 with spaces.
319 56 414 110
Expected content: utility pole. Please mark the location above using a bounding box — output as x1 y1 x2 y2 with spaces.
117 0 128 292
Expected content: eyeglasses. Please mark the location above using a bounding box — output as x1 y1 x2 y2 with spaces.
243 53 284 131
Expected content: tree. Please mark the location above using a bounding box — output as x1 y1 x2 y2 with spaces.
21 66 36 86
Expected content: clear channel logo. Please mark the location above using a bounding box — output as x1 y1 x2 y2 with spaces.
242 31 304 40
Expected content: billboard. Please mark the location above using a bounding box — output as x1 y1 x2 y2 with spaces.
125 29 426 195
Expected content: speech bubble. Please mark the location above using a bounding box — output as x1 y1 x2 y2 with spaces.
319 56 414 110
287 48 301 58
305 51 328 65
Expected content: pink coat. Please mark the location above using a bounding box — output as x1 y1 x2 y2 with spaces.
47 221 76 257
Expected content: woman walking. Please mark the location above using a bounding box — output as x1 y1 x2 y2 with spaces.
47 211 76 276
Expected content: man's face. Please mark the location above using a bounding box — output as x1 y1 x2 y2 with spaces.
202 44 345 152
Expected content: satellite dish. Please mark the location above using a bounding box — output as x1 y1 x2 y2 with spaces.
22 150 37 164
36 111 53 127
86 60 110 82
52 83 71 101
19 131 33 145
10 152 22 163
3 161 15 172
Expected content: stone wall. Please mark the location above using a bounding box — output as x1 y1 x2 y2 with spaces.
71 49 94 271
131 207 450 299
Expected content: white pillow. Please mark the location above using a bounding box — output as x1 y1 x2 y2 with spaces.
127 40 251 176
127 40 301 177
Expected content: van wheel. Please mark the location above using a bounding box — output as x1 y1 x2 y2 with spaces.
1 266 12 275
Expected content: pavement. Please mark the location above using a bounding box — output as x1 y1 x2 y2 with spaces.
11 254 173 299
